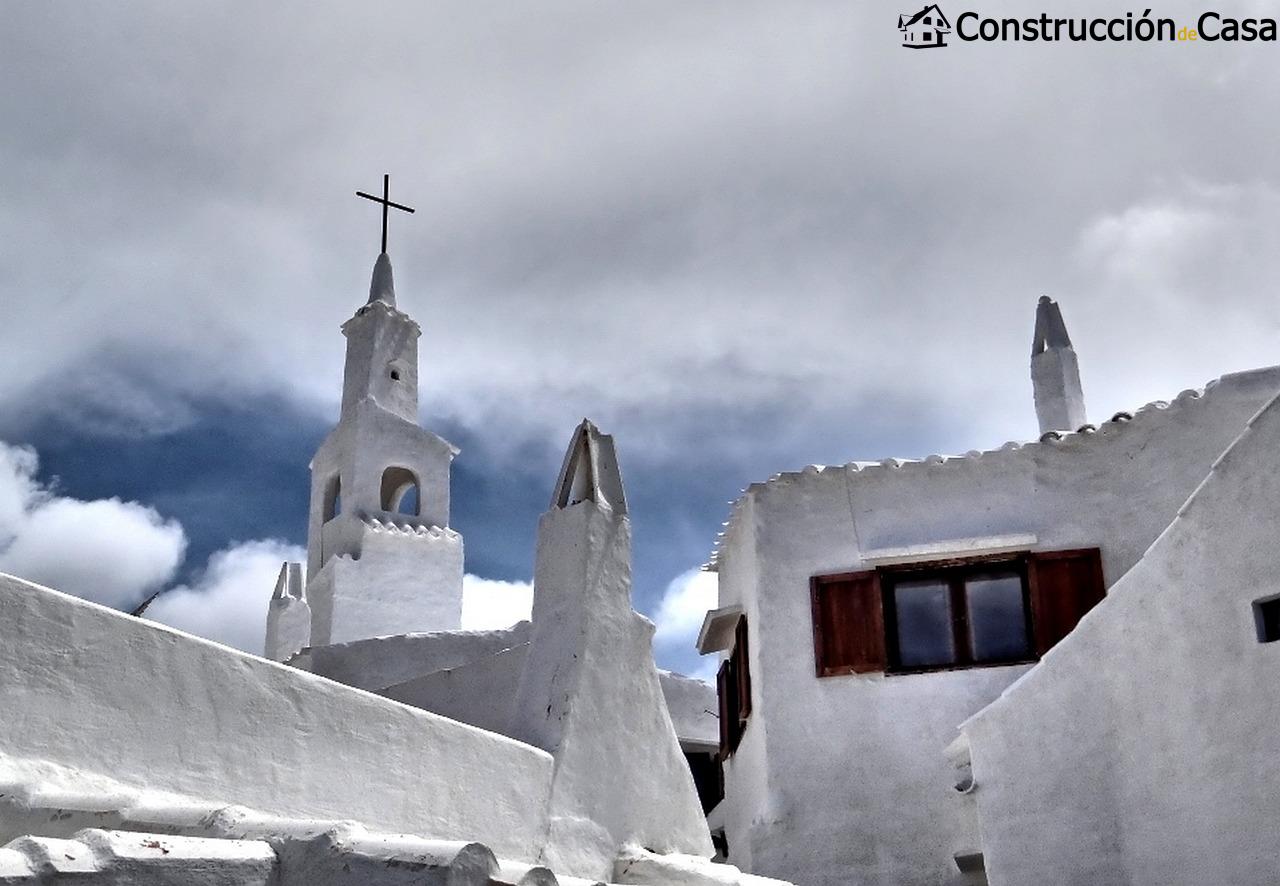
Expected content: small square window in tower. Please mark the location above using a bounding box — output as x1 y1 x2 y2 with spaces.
1253 595 1280 643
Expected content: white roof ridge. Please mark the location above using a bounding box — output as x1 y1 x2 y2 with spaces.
703 368 1271 569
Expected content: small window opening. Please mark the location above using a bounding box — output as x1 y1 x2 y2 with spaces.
390 369 401 381
322 475 342 522
884 562 1033 672
1253 595 1280 643
953 851 985 875
380 466 420 516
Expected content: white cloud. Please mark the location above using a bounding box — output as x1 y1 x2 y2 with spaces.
0 439 537 654
653 567 718 646
0 443 40 542
461 574 533 631
147 538 306 654
0 442 186 609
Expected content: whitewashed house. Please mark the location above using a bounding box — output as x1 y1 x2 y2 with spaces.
700 296 1280 885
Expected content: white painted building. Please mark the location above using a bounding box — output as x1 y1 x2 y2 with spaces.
700 296 1280 885
0 249 789 886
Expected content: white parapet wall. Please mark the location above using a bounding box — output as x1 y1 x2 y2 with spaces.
0 573 553 864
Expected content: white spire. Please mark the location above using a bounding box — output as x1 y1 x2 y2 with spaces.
368 252 396 306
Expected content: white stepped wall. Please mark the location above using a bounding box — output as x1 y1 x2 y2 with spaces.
0 573 552 864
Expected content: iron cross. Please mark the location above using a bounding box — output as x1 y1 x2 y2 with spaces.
356 174 415 254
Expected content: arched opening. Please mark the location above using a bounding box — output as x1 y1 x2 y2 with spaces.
380 466 420 516
323 474 342 522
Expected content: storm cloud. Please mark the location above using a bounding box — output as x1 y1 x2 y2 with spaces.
3 1 1279 673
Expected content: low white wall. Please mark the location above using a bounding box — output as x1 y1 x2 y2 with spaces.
296 622 531 691
0 574 553 863
964 391 1280 886
382 644 530 735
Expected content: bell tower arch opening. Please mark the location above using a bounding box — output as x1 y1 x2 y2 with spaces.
380 466 420 516
323 475 342 522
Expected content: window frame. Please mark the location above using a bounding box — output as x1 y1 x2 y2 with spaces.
881 552 1036 675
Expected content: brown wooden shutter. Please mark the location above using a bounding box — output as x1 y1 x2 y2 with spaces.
734 616 752 719
810 571 886 676
1028 548 1106 655
716 659 734 756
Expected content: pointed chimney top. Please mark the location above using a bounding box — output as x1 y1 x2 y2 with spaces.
1032 295 1073 356
368 253 396 306
551 419 628 515
273 562 305 601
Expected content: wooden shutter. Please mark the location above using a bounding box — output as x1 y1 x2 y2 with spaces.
810 571 886 676
717 617 754 757
717 659 734 756
1028 548 1106 655
734 616 752 719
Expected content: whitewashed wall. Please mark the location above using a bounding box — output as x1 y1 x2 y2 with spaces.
711 367 1280 886
963 390 1280 886
0 574 553 863
294 622 531 691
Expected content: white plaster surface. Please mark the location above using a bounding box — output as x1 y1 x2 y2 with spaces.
382 643 530 735
658 671 719 749
294 621 531 690
0 758 790 886
0 830 276 885
962 389 1280 886
0 572 553 863
264 561 310 662
514 500 711 877
1031 296 1087 434
511 423 714 880
707 366 1280 885
306 520 463 646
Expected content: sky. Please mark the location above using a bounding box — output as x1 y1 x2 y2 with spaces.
3 1 1280 679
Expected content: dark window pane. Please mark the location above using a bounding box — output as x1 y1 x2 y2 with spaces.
967 572 1029 661
894 579 955 667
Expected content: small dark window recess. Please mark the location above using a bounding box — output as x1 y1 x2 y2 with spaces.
954 851 985 874
682 750 724 813
390 369 401 381
883 559 1034 673
709 829 728 863
1253 595 1280 643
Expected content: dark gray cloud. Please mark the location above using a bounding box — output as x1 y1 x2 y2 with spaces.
4 2 1280 671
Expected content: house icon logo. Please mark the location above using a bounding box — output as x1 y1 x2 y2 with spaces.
898 4 951 48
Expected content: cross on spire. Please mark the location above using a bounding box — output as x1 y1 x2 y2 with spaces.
356 174 415 255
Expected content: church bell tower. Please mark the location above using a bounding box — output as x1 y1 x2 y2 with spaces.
265 178 464 658
299 251 464 648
